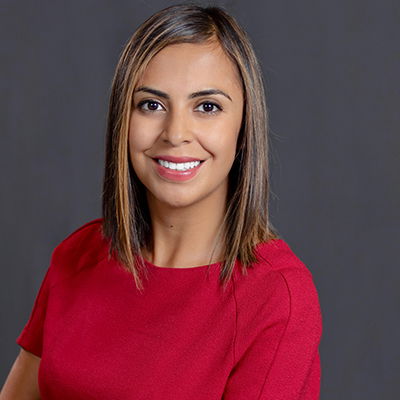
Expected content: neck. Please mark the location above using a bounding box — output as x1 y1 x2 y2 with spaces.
143 185 227 268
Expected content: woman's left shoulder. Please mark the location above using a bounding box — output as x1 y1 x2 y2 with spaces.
234 238 323 343
254 238 322 326
253 238 316 279
237 238 322 312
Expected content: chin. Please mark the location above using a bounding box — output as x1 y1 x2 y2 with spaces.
162 196 197 209
146 189 193 208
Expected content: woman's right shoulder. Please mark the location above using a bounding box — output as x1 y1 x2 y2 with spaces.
57 217 104 248
49 217 108 276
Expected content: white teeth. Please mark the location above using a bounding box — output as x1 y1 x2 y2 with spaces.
157 159 201 171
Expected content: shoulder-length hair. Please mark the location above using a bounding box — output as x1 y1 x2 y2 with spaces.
102 2 280 292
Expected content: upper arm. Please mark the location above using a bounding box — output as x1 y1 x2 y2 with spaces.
0 348 41 400
223 268 323 400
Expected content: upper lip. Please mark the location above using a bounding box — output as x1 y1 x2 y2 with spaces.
152 155 204 163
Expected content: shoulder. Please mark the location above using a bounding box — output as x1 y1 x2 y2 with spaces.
251 238 319 290
253 238 311 275
53 217 105 254
47 218 108 287
234 239 322 332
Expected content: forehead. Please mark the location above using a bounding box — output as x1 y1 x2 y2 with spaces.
137 41 243 93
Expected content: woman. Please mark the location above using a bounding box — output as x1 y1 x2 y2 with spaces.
1 3 322 399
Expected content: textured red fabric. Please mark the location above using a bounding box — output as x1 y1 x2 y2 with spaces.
16 218 323 399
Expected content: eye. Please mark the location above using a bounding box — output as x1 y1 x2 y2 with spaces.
196 101 223 115
137 99 164 112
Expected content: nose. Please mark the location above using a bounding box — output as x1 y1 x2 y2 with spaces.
161 106 193 146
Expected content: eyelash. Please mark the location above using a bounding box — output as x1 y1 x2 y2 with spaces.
136 99 223 115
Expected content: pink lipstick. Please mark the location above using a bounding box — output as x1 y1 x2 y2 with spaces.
152 157 205 182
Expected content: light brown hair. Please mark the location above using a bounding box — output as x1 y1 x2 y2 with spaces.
102 2 280 292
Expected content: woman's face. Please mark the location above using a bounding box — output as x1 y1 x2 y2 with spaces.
128 40 244 209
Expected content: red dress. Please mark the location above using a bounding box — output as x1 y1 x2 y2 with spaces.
16 218 323 399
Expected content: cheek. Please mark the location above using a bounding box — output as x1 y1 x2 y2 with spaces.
128 121 152 176
129 132 145 154
202 119 240 161
128 116 157 152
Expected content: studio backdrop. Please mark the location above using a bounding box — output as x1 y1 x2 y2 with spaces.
1 1 398 398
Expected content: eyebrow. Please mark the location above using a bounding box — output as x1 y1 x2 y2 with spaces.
134 86 232 102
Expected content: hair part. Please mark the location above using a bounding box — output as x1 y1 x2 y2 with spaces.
102 2 280 292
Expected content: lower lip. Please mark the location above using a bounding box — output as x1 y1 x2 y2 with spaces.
152 159 204 182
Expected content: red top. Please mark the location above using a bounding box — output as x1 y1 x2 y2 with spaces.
16 218 323 399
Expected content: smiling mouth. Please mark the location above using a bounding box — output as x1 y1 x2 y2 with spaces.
151 158 205 171
150 156 205 182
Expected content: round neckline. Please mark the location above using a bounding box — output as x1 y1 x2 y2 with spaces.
142 257 223 271
140 238 284 271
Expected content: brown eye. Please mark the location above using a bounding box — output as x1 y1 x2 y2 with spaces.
137 100 163 112
196 101 222 114
147 101 159 111
203 103 213 112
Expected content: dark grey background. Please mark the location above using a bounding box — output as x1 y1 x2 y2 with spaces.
1 0 398 398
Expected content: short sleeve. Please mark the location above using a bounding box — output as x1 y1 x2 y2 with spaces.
16 254 55 358
15 218 103 358
222 268 323 400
